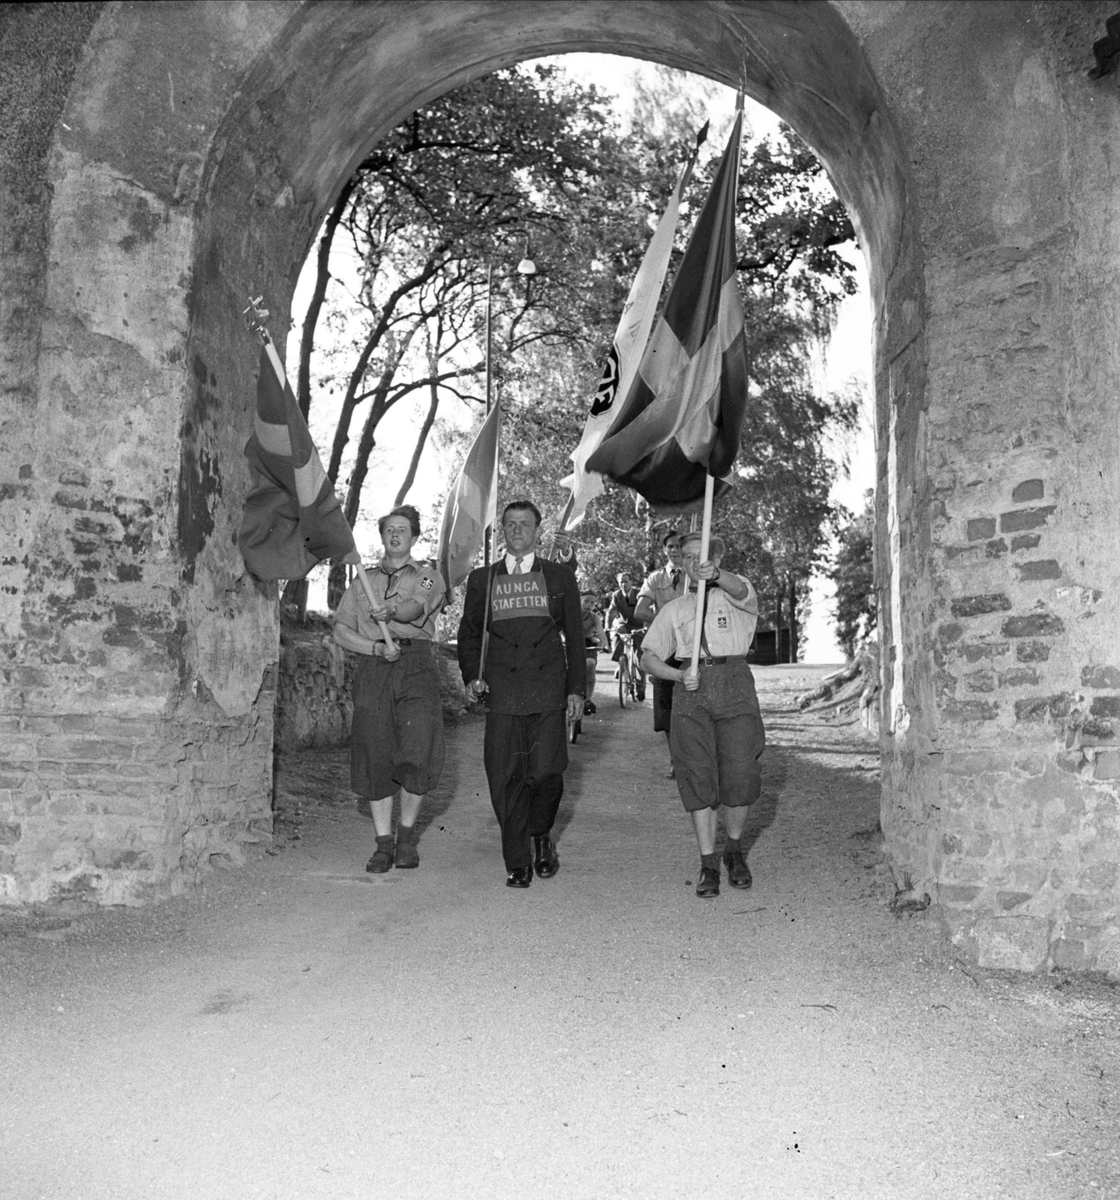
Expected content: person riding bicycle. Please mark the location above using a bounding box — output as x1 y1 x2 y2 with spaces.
580 590 606 715
606 572 646 701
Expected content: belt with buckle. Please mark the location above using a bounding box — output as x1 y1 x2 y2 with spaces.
382 637 413 647
700 653 747 665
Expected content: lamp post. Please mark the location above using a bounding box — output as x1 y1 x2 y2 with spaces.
483 242 537 564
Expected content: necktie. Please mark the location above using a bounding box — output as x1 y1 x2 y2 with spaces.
671 569 681 590
514 556 524 574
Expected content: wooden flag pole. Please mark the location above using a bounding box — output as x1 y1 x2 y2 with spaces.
686 472 716 682
348 553 398 657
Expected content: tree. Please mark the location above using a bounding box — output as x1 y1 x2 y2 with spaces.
832 490 877 659
302 64 667 604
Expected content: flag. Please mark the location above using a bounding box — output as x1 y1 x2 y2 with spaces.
239 342 356 580
560 128 706 528
586 109 748 507
435 400 500 591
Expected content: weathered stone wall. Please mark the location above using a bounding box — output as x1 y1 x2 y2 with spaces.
0 2 284 903
852 0 1120 973
276 617 352 749
3 0 1120 973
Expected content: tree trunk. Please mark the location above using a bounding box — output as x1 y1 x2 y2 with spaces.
393 376 440 507
280 577 309 619
326 560 349 612
326 258 442 487
787 573 799 663
297 178 355 420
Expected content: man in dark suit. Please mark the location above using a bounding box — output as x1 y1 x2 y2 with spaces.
458 500 586 888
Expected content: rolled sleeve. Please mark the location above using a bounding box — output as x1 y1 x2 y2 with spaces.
723 575 759 616
643 607 676 662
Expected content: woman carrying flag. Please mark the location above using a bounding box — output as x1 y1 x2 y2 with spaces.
333 504 446 873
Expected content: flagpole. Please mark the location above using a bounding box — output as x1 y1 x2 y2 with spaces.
483 262 496 566
686 472 716 682
686 102 740 681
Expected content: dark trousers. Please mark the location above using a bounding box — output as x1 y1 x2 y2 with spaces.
350 645 444 804
483 709 567 870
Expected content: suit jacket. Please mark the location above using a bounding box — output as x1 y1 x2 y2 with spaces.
458 557 586 715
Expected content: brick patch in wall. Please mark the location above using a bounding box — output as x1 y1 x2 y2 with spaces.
966 517 996 541
1002 613 1064 638
1000 506 1056 533
1015 696 1060 722
1016 560 1060 581
1090 696 1120 719
951 594 1012 618
959 642 1008 663
1049 937 1086 970
1011 479 1044 503
1049 693 1075 718
964 671 996 693
1082 665 1120 689
1094 750 1120 780
986 539 1008 558
999 667 1039 687
1016 640 1051 662
1011 533 1041 552
938 623 963 643
1077 717 1115 743
944 699 999 721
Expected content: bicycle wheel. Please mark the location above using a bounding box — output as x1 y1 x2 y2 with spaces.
618 656 630 707
627 657 639 702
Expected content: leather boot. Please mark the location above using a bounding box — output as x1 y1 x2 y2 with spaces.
365 834 395 874
394 824 419 869
532 833 560 878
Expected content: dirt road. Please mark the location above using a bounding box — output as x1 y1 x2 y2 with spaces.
2 664 1118 1199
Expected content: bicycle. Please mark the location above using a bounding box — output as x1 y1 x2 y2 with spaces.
616 630 647 708
570 638 601 744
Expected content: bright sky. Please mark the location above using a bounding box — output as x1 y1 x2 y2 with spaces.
287 53 875 660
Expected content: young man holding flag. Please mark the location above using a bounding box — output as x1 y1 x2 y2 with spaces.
457 500 585 888
640 531 765 899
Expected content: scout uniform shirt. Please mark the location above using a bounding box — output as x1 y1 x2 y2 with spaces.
334 556 445 646
637 563 684 617
643 575 760 664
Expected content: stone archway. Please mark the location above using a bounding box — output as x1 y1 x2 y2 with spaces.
3 1 1120 975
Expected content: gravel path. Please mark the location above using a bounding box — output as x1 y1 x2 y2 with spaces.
2 664 1118 1199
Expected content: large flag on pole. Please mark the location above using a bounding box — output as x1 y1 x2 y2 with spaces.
560 128 706 529
239 342 357 580
586 109 748 507
436 399 501 591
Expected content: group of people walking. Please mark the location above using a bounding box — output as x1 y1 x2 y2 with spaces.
331 500 766 898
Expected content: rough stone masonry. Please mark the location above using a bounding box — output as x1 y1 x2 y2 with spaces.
2 1 1120 975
